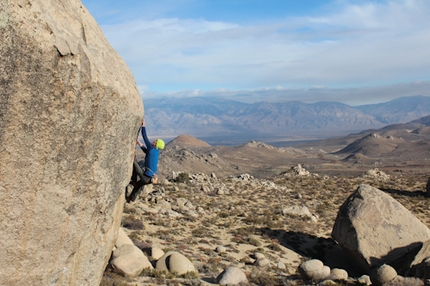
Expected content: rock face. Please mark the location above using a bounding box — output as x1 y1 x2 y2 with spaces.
332 184 430 274
0 1 142 285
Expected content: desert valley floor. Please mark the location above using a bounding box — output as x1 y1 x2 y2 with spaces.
102 124 430 285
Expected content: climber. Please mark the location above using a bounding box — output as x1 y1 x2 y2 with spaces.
126 118 165 203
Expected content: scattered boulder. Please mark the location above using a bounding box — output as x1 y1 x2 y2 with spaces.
216 246 227 253
255 258 271 267
298 259 330 282
149 247 165 261
111 244 153 277
288 164 311 176
394 240 430 275
253 252 265 260
233 173 255 181
277 261 286 270
327 268 348 281
176 197 189 208
241 140 275 149
111 228 153 277
357 275 372 285
388 276 425 286
371 264 397 286
217 188 226 195
282 205 312 218
408 256 430 281
116 227 134 248
216 266 248 285
156 251 196 276
332 184 430 274
362 168 390 180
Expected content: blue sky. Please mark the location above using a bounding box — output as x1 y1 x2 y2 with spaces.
81 0 430 105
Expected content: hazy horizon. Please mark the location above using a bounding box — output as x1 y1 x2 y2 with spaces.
81 0 430 106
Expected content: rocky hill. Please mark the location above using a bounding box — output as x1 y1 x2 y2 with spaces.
135 114 430 182
144 96 430 144
356 95 430 124
166 134 212 148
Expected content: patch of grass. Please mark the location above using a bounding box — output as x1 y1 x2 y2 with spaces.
267 241 283 252
248 236 261 246
180 271 199 279
140 268 177 279
100 271 131 286
206 257 226 273
176 173 190 183
248 269 282 285
122 216 144 230
191 227 209 238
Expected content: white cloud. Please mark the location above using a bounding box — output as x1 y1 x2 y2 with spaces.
142 80 430 106
100 0 430 103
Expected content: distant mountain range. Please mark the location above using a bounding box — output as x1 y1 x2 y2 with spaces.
143 95 430 145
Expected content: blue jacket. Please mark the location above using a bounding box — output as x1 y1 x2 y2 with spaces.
140 127 159 177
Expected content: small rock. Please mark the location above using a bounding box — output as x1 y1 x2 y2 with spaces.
217 189 225 195
372 264 397 285
318 280 336 285
185 209 199 218
216 266 248 285
311 214 319 222
255 258 271 267
357 275 372 285
116 227 134 247
165 210 183 218
253 252 265 260
176 197 188 207
111 244 153 277
363 168 390 180
201 185 211 193
390 276 424 286
290 164 311 176
150 247 164 260
328 268 348 281
298 259 330 282
277 261 286 270
282 205 312 218
156 251 196 276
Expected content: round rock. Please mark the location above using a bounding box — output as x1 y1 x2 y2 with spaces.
156 251 196 276
372 264 397 285
216 266 248 285
328 268 348 281
298 259 330 282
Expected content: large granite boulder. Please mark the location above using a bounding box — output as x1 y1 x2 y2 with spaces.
0 0 143 285
332 184 430 275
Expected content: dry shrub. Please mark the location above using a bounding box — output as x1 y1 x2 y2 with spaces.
248 269 281 285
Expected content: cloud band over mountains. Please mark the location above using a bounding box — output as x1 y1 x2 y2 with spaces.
83 0 430 105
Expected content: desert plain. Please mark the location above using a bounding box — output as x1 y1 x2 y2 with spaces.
102 122 430 285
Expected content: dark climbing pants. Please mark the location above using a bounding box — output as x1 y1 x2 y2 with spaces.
128 161 152 202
